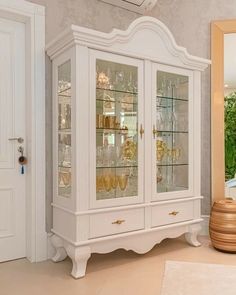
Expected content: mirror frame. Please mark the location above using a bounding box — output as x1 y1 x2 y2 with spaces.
211 20 236 202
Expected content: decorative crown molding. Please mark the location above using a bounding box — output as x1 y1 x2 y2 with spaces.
46 16 211 70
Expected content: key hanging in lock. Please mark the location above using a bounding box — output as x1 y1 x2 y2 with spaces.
18 146 27 175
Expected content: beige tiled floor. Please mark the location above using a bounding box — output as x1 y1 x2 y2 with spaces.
1 236 236 295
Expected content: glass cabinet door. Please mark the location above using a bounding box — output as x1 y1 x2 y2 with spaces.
153 67 192 198
93 55 143 205
57 60 72 198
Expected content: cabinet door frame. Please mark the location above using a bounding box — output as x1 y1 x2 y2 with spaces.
151 63 194 201
89 49 144 209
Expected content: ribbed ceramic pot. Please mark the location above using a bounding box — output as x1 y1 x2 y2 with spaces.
210 199 236 252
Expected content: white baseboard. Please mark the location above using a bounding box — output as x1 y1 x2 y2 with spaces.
200 215 209 236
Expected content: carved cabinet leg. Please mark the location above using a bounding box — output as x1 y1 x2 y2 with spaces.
66 245 91 279
185 224 201 247
51 234 68 262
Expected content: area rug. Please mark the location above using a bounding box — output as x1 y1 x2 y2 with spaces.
161 261 236 295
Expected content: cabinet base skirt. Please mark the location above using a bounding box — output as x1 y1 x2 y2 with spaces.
50 220 202 278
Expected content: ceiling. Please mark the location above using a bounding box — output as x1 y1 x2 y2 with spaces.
224 33 236 88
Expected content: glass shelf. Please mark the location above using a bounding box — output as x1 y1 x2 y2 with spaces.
156 95 188 102
157 163 188 167
58 94 71 98
157 130 188 134
58 129 71 134
58 86 71 94
96 87 138 96
97 165 138 169
96 127 129 131
59 165 71 169
96 98 137 105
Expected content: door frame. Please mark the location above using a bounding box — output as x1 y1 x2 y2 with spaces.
0 0 47 262
211 20 236 203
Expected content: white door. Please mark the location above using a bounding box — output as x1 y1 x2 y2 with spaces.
0 18 26 262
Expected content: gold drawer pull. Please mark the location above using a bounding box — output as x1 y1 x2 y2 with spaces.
112 219 125 225
169 211 179 216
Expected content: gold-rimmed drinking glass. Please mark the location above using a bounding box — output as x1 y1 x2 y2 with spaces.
110 174 119 190
118 174 128 191
61 171 71 187
96 175 104 193
103 174 112 192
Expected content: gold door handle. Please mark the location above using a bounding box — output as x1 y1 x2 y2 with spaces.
153 125 158 139
169 211 179 216
112 219 125 225
140 124 144 139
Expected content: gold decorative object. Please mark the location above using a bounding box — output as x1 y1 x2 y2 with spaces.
112 219 125 225
121 139 137 161
156 139 166 162
103 116 110 128
108 116 116 129
210 199 236 252
97 72 110 88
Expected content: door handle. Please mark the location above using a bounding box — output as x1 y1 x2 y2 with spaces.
153 125 158 139
8 137 24 143
140 124 144 139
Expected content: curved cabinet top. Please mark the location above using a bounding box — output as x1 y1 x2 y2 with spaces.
46 16 210 71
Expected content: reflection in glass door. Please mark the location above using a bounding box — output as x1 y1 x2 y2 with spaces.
95 59 139 200
155 71 189 194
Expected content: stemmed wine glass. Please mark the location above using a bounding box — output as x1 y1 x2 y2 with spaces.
103 173 112 198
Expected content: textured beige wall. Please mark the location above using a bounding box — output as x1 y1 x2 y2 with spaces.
27 0 236 229
29 0 138 43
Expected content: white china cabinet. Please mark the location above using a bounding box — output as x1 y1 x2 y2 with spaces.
46 16 210 278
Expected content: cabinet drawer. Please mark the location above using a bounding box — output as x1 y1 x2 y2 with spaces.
89 208 144 239
151 201 194 228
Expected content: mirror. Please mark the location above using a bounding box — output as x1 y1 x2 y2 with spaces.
211 20 236 202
